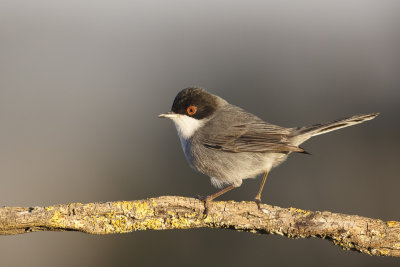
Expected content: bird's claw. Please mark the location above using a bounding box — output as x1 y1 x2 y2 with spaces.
196 195 211 215
254 197 262 209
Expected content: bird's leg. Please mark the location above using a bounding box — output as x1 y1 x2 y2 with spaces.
197 185 237 214
254 170 269 208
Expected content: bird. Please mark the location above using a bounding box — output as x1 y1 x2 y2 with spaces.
158 87 378 210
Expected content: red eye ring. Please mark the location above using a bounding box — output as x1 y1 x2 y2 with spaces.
186 105 197 115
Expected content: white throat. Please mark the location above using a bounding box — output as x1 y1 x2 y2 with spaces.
171 114 204 140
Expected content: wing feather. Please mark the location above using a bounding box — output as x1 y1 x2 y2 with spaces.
198 105 304 153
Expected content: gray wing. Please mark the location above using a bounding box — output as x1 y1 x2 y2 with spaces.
199 105 305 153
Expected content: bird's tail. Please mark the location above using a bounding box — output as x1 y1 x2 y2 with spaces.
291 113 379 145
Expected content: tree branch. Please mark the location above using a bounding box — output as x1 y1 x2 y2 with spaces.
1 196 399 257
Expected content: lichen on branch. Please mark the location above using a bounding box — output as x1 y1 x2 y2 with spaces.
0 196 399 257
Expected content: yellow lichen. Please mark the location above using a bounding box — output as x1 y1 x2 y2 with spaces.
130 217 165 231
45 206 54 211
80 208 169 233
73 212 133 234
143 218 165 230
49 211 67 228
386 221 399 227
379 249 390 256
170 216 189 228
289 207 311 216
73 220 85 229
183 212 198 219
165 211 200 228
111 200 154 219
203 215 216 224
112 201 133 211
121 201 135 212
102 214 131 233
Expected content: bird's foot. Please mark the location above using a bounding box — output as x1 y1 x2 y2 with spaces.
254 197 262 209
196 195 211 215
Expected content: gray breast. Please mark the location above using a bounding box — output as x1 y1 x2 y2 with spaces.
187 138 288 187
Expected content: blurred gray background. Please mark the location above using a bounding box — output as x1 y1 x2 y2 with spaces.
0 0 399 266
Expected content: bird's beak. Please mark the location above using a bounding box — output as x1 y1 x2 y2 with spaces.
158 112 178 119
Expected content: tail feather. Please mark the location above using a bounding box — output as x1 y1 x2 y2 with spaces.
292 112 379 145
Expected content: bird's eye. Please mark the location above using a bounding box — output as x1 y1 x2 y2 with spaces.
186 105 197 116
